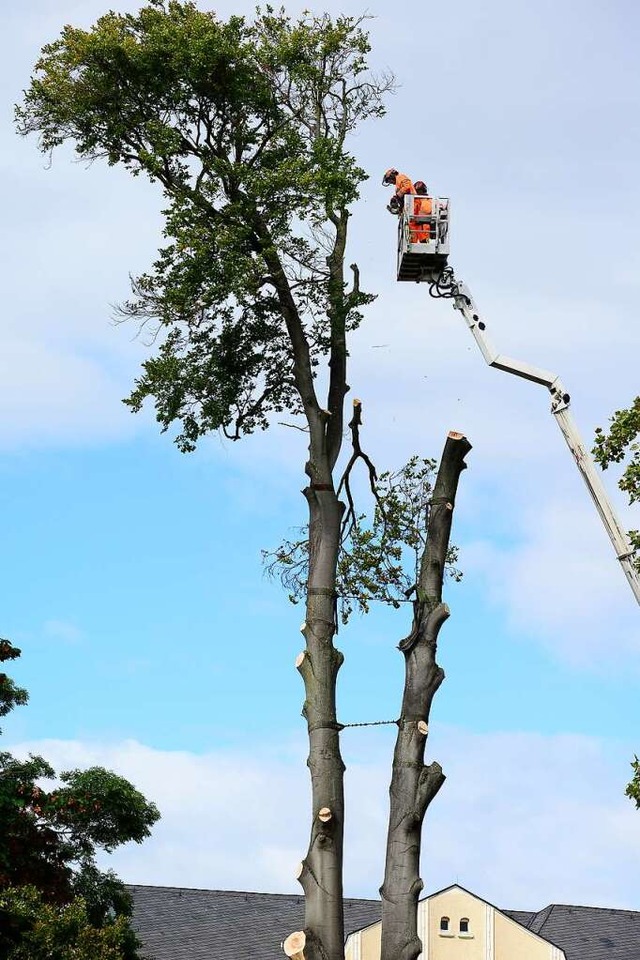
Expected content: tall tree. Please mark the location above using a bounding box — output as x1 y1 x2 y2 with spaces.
0 640 160 958
16 6 392 958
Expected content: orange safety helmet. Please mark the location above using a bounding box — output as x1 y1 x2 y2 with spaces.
382 168 398 185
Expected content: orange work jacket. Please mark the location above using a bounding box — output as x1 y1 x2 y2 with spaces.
394 173 415 198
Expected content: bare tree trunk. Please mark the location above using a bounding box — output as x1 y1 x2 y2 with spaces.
288 211 355 960
260 211 350 960
295 482 346 960
380 432 472 960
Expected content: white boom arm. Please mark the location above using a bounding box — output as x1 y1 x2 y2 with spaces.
450 277 640 605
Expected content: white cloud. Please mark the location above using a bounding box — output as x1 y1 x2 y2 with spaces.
464 495 640 665
425 727 640 910
7 729 639 911
0 334 140 449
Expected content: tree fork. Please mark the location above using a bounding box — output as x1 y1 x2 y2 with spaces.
380 432 472 960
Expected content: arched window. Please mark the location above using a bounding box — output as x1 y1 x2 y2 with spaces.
440 917 450 932
459 918 470 934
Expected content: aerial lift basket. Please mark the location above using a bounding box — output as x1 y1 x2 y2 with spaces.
396 195 450 282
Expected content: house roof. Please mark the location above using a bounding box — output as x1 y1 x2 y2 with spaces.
502 908 536 927
129 884 640 960
519 903 640 960
129 885 381 960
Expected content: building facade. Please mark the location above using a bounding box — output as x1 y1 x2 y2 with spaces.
345 885 566 960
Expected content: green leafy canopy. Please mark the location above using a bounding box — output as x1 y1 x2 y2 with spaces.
0 885 135 960
264 456 462 624
0 639 28 729
627 756 640 809
16 2 391 450
0 642 160 959
594 396 640 560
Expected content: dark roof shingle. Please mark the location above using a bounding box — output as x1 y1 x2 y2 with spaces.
526 903 640 960
129 886 380 960
129 885 640 960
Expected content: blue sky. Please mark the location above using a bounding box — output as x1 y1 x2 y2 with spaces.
2 0 639 912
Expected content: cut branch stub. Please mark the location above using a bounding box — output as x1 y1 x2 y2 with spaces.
417 720 428 735
318 807 332 822
295 651 306 668
283 930 306 960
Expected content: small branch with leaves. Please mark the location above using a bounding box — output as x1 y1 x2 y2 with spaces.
264 415 462 625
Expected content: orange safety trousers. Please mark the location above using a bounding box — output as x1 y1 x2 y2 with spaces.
410 196 432 243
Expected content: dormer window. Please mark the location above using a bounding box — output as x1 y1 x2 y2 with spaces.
440 917 450 932
459 918 470 934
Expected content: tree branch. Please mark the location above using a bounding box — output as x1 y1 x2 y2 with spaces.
337 399 383 540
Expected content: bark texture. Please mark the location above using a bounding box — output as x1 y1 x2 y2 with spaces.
257 195 354 960
380 432 472 960
286 211 353 960
296 482 346 960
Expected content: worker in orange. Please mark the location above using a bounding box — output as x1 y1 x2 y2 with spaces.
382 168 415 214
411 180 432 243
